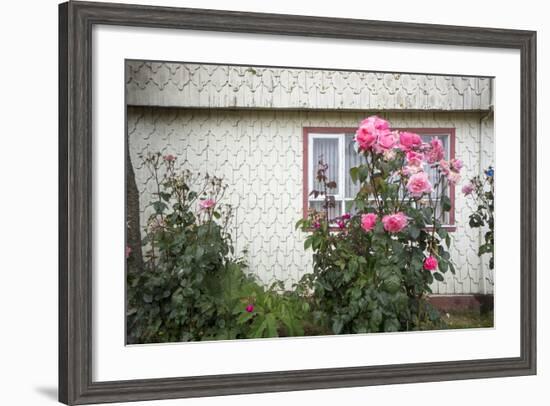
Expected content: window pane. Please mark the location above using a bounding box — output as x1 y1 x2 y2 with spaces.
417 199 450 225
418 134 450 224
312 138 339 193
309 200 342 222
421 134 449 199
345 133 367 198
343 199 361 215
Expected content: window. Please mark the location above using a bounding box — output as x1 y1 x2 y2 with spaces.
303 127 456 229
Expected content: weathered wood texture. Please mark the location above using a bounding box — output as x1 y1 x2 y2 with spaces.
126 61 493 111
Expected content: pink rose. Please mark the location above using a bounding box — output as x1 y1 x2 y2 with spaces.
450 158 463 172
359 115 390 131
399 131 423 151
426 138 445 164
163 154 176 162
406 151 425 168
462 183 474 196
407 172 432 197
355 116 390 151
313 221 321 229
199 198 216 210
375 130 398 152
341 213 351 220
355 127 377 151
382 212 408 233
439 159 450 176
447 171 461 185
423 256 438 271
361 213 377 232
337 220 346 229
245 304 254 313
125 246 132 259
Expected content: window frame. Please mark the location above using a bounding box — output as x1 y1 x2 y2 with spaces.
302 126 456 231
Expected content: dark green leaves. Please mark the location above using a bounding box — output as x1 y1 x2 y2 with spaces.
441 195 452 212
433 272 444 282
409 225 420 239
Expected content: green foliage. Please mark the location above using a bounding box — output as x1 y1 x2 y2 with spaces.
127 143 464 342
126 152 308 343
465 167 495 269
297 146 453 334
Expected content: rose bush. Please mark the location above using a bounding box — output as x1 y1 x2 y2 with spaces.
463 166 494 269
126 152 307 343
296 116 459 334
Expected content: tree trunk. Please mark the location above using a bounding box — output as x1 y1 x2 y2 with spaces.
126 115 144 272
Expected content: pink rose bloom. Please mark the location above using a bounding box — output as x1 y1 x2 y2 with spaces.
450 158 463 172
355 116 390 151
125 246 132 259
439 159 451 176
199 198 216 210
462 183 474 196
341 213 351 220
382 212 408 233
361 213 377 232
406 151 425 168
313 221 321 229
423 256 438 271
447 171 461 185
407 172 432 197
337 220 346 229
359 115 390 131
163 154 176 162
355 127 377 151
375 130 398 152
426 138 445 163
245 304 254 313
399 131 423 151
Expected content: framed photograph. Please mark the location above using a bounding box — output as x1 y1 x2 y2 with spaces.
59 1 536 404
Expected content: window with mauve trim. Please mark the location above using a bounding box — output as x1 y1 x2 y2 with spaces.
304 128 456 229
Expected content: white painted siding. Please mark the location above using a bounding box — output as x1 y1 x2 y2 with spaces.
126 61 492 111
128 107 494 295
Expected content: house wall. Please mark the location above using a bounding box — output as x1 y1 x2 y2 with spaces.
128 107 494 295
126 61 493 111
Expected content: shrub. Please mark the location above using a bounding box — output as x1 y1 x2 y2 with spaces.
126 153 307 343
296 117 459 334
462 167 495 269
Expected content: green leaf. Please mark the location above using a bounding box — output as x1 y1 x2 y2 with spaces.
382 273 401 294
383 318 400 332
236 311 254 325
332 318 344 334
251 319 267 338
449 261 456 274
350 167 359 184
369 309 383 330
409 225 420 239
152 201 168 214
265 314 278 337
433 272 444 282
441 195 452 212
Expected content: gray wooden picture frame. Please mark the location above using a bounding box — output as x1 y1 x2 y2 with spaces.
59 1 537 404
